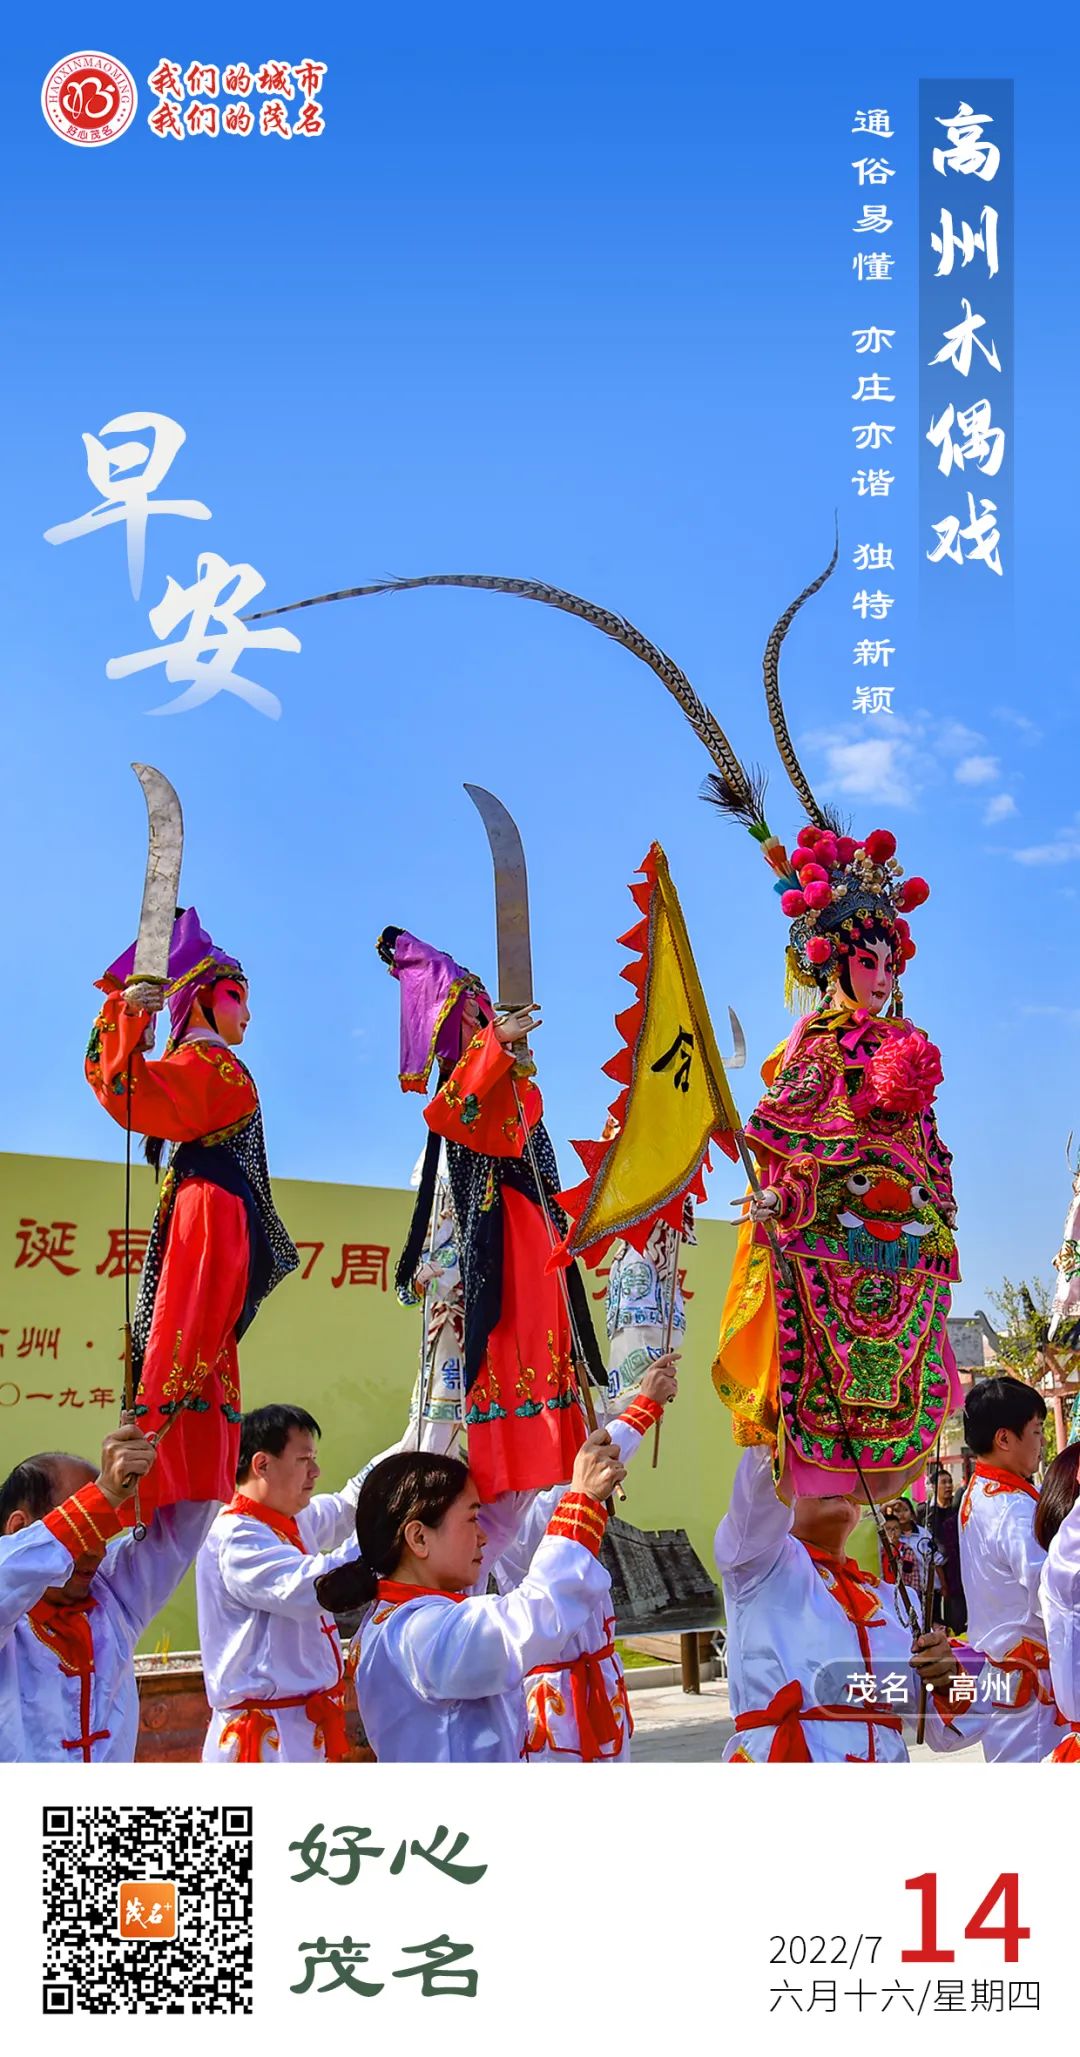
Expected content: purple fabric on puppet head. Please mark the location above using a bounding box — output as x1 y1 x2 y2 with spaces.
376 927 491 1094
98 906 244 1046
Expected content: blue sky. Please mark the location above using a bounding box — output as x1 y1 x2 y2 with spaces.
3 6 1077 1317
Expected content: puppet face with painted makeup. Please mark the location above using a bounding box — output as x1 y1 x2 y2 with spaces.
194 976 250 1046
827 929 895 1018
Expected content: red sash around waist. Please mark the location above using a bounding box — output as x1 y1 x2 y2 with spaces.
526 1641 631 1762
733 1679 904 1762
220 1680 348 1762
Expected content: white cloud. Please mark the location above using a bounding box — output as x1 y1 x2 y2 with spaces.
813 731 917 808
994 706 1043 743
936 720 987 759
800 710 1026 827
983 792 1017 824
955 754 1000 786
1019 1004 1080 1025
1012 819 1080 865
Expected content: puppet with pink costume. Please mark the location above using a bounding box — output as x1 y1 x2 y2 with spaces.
709 804 961 1502
86 908 297 1510
697 561 961 1502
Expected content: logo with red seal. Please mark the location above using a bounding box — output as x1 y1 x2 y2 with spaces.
41 52 137 147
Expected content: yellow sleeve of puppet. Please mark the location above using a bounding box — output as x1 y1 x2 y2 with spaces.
711 1216 779 1448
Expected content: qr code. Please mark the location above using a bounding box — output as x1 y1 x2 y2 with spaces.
42 1804 253 2015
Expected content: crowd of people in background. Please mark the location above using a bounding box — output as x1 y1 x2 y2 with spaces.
880 1468 967 1636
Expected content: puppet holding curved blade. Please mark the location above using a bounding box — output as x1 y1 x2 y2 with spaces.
113 765 184 1528
378 785 605 1500
85 764 298 1513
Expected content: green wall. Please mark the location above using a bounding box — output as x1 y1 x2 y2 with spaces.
1 1153 741 1650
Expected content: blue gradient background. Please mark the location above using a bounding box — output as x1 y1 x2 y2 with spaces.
3 8 1078 1315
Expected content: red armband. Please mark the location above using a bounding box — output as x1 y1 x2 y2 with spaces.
619 1393 663 1436
44 1482 130 1559
546 1491 608 1558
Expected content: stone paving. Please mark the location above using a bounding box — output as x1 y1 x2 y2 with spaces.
628 1679 986 1764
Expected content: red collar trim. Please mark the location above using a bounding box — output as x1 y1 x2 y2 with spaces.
375 1578 466 1606
800 1542 884 1631
801 1542 880 1587
27 1593 97 1676
224 1494 306 1551
972 1462 1039 1504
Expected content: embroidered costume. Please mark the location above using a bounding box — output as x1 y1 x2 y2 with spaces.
686 558 961 1497
715 996 960 1498
396 1144 467 1453
355 1490 613 1762
958 1461 1061 1763
380 929 600 1498
86 909 297 1508
0 1482 211 1762
715 1450 984 1762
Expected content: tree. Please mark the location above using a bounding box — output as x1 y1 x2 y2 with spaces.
984 1276 1052 1375
985 1275 1057 1465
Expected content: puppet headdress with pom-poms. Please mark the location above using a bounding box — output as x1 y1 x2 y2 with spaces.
244 544 931 1008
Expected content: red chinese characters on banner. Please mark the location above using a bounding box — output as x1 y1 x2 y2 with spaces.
261 100 292 139
185 102 220 137
11 1214 393 1289
148 59 183 100
16 1327 61 1360
3 1197 396 1427
293 101 325 138
256 61 293 97
14 1220 79 1276
0 1380 116 1409
294 60 326 98
95 1229 151 1278
149 99 184 140
331 1246 390 1292
145 57 328 137
184 62 218 96
279 1240 392 1287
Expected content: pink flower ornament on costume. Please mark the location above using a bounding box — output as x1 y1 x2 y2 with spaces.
850 1031 944 1120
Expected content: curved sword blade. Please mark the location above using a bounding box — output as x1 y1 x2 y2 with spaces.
464 784 533 1011
131 763 184 984
725 1006 747 1070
